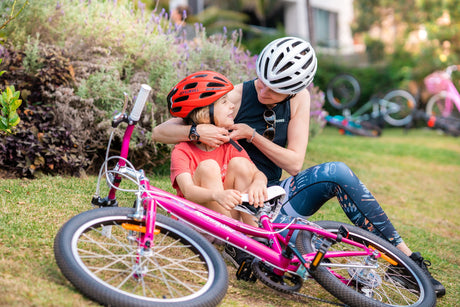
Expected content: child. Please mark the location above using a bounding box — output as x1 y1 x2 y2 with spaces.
168 71 267 226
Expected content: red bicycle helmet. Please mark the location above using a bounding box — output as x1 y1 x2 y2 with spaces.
168 71 234 118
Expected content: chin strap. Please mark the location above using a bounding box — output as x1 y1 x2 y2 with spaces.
209 104 215 125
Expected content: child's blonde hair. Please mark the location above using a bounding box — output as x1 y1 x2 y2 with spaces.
188 105 211 125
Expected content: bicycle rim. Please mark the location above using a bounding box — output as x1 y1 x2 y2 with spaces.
54 207 228 307
327 74 361 110
296 221 436 307
426 91 460 118
381 90 417 126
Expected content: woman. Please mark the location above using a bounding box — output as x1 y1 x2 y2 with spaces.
154 37 445 296
167 70 267 227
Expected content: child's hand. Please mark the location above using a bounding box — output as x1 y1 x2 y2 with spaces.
214 189 242 211
247 181 267 208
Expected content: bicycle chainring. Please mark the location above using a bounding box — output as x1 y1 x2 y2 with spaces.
252 260 303 293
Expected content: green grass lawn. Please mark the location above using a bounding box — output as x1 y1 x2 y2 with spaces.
0 126 459 306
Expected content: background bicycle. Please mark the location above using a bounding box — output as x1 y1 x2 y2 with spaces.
424 65 460 119
325 74 417 137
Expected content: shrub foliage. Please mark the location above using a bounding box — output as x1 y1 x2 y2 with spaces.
0 0 326 178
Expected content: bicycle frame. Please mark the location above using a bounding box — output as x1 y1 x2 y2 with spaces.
442 78 460 116
95 102 382 281
342 97 381 123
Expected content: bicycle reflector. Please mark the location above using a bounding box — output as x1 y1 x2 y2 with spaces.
122 223 160 235
309 239 333 272
427 116 436 128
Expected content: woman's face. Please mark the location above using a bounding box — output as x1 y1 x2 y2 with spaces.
213 95 235 128
255 79 290 105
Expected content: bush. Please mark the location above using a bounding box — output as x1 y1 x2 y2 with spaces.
0 0 326 178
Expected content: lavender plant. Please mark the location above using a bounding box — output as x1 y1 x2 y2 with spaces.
0 0 326 177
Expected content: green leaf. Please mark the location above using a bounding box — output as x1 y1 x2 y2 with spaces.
9 114 20 126
11 99 22 112
0 117 7 127
6 87 13 100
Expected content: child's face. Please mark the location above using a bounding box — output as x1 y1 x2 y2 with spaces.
213 95 235 128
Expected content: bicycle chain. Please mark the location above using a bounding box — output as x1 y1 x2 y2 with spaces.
291 291 349 306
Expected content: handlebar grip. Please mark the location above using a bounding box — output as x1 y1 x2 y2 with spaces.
129 84 152 121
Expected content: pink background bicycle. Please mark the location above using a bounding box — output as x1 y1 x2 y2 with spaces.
424 65 460 119
53 85 436 307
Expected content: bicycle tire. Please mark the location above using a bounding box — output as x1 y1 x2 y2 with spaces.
54 207 228 307
326 74 361 110
296 221 436 307
425 91 460 119
381 89 417 126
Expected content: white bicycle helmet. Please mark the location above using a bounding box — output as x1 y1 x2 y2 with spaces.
256 36 317 94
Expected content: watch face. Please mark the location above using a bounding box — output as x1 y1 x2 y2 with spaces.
189 125 200 141
189 133 199 141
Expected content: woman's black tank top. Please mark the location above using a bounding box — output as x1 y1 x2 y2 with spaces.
234 80 291 186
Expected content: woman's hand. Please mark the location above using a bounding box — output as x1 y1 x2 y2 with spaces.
197 124 230 147
228 123 254 141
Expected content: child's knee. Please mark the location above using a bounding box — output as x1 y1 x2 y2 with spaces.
194 159 221 183
196 159 220 173
228 157 253 176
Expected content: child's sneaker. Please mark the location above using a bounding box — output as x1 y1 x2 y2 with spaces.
222 244 257 282
222 244 253 268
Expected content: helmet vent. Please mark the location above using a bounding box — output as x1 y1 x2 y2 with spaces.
300 47 310 55
207 82 225 87
184 82 198 89
213 76 228 83
274 53 284 69
278 61 293 73
200 92 215 98
302 57 313 70
263 59 269 80
191 73 208 79
175 95 188 102
271 76 291 84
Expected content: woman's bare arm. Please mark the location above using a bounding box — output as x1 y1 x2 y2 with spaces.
152 117 230 146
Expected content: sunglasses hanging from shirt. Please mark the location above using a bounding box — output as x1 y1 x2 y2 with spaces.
263 109 276 141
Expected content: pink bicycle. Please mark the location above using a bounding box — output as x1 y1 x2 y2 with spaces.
425 64 460 118
54 85 436 307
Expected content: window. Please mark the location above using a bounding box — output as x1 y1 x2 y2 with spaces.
313 8 338 48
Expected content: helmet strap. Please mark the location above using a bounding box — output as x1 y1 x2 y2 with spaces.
278 94 296 105
209 104 215 125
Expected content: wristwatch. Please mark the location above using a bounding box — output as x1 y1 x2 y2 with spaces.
188 124 200 141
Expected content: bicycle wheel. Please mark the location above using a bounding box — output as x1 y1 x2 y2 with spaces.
54 207 228 307
381 90 417 126
426 91 460 119
296 221 436 307
326 74 361 110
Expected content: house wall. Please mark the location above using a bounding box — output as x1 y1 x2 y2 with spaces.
283 0 356 54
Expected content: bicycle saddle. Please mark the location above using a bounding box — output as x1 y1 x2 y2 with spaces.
235 185 286 221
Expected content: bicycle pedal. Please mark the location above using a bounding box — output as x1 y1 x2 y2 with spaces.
236 259 257 282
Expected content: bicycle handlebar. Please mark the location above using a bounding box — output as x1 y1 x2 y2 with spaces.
129 84 152 121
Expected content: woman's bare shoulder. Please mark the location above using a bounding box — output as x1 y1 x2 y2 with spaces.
228 82 244 109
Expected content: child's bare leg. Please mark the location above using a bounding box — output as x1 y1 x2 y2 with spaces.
225 157 259 226
193 159 233 218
